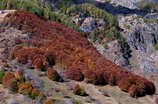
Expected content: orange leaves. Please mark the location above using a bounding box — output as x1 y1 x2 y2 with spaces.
32 54 48 71
44 99 54 104
64 67 84 81
2 72 16 87
83 70 98 84
18 81 33 95
2 72 19 92
6 10 156 97
47 68 61 81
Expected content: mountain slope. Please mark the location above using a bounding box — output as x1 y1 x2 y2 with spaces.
0 0 158 104
0 9 156 98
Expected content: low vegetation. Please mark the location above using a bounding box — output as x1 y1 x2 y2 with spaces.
139 0 158 12
62 3 118 41
47 68 61 81
1 71 46 99
2 72 16 88
0 0 80 31
0 70 5 83
73 84 88 96
0 0 129 52
154 43 158 50
64 67 84 81
44 99 54 104
4 10 155 97
46 0 75 9
60 3 130 54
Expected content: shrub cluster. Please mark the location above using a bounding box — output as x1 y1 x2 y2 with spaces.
73 84 88 96
0 0 79 32
5 10 156 97
18 81 45 99
0 0 129 52
47 68 61 81
1 71 45 99
2 71 19 93
64 67 84 81
43 99 54 104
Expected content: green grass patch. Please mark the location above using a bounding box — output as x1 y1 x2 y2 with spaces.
0 70 5 83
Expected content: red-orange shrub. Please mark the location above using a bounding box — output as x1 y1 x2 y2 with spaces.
64 67 84 81
18 81 33 95
44 99 54 104
47 68 61 81
5 10 156 97
2 72 16 87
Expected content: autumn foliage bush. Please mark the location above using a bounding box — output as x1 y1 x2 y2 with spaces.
83 69 105 85
44 99 54 104
2 72 19 92
18 81 33 95
4 10 156 97
47 68 61 81
2 72 16 87
73 84 88 96
1 70 45 99
18 81 45 99
64 66 84 81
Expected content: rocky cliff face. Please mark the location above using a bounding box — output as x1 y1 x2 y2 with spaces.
110 0 141 9
118 14 158 73
92 0 158 74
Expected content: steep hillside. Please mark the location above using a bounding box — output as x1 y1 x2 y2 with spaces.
0 10 156 104
0 0 130 68
0 0 81 32
0 0 158 104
